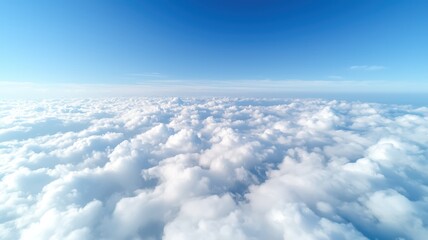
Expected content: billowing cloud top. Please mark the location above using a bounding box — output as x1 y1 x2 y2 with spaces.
1 98 428 239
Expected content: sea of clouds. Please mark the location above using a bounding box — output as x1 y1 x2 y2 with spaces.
1 97 428 239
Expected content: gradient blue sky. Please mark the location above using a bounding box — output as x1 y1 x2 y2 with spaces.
0 0 427 93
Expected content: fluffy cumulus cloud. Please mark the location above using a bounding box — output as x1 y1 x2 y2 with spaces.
1 98 428 239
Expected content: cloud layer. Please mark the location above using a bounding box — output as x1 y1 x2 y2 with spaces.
1 98 428 239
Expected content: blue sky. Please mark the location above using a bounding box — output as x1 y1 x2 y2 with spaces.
0 0 427 96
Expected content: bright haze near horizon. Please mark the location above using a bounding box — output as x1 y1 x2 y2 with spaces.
1 1 428 240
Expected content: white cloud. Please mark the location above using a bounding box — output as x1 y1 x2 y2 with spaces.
1 98 428 239
349 65 386 71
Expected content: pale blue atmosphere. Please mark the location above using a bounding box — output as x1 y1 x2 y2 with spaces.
1 0 428 102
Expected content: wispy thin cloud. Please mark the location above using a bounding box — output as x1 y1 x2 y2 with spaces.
2 79 428 99
127 72 166 78
349 65 386 71
327 75 343 80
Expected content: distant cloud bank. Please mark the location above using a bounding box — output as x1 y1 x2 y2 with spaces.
1 98 428 239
